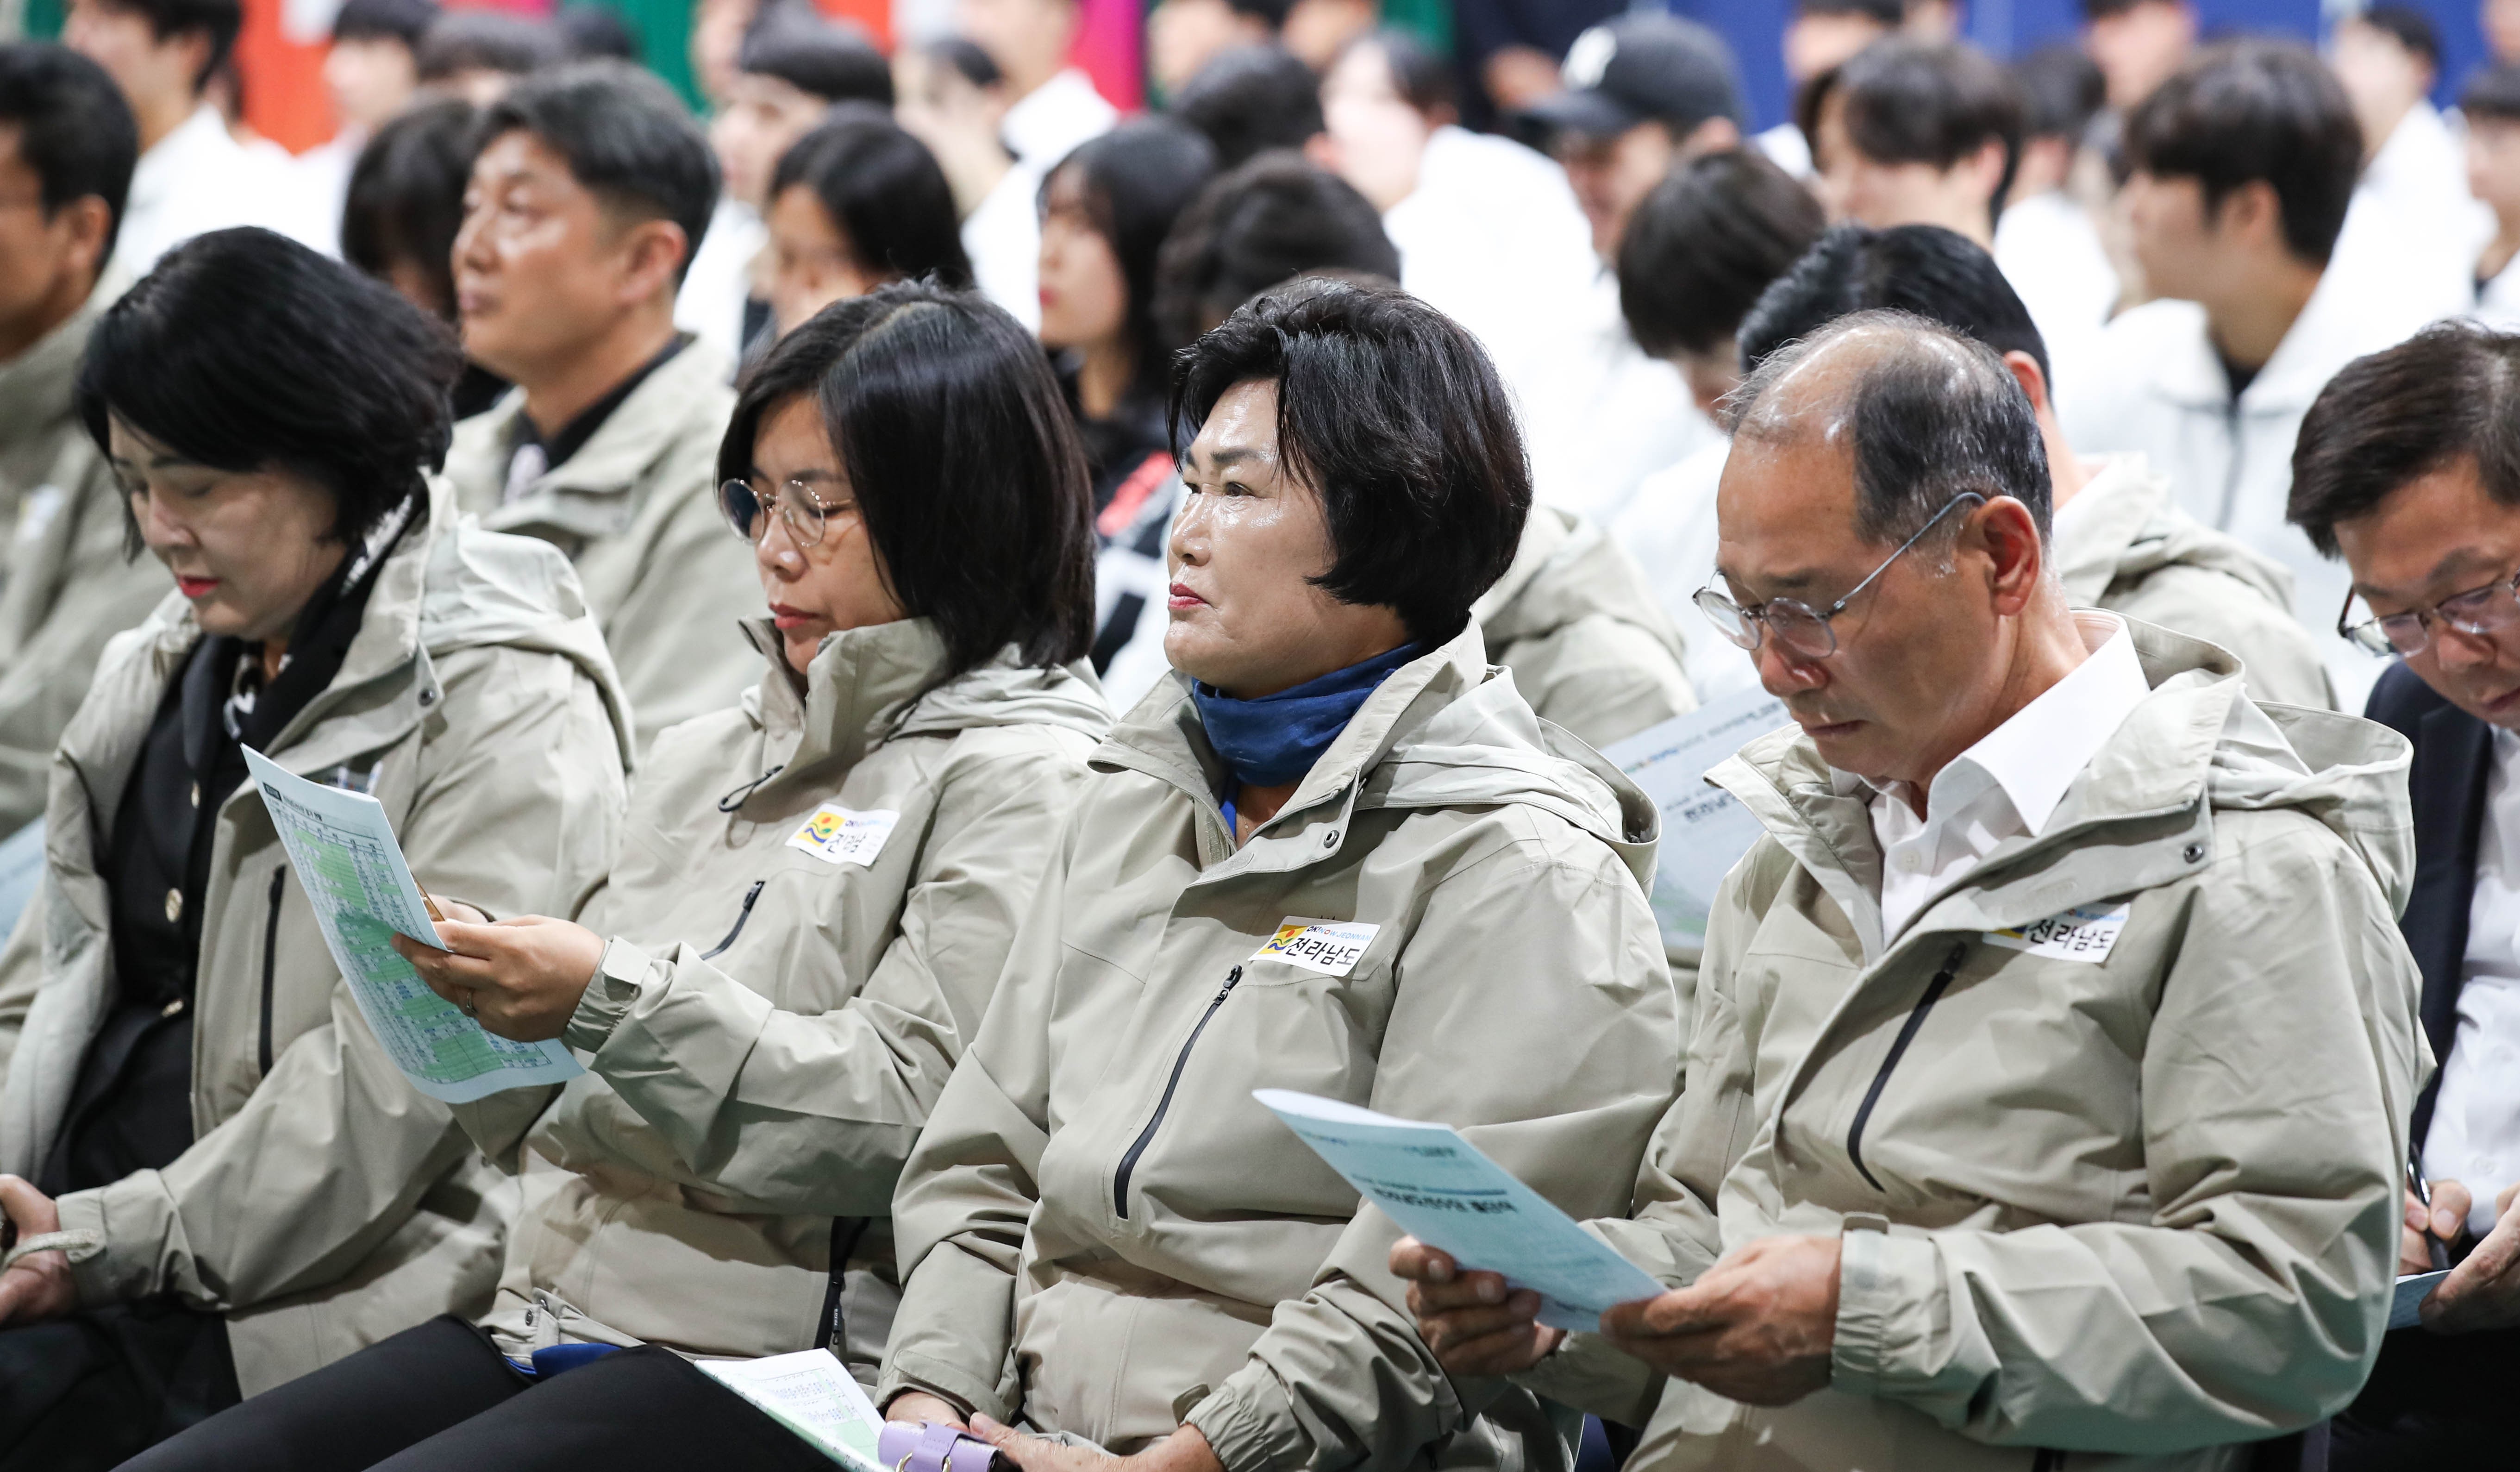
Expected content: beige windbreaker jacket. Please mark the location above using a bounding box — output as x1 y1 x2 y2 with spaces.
1521 619 2426 1472
0 484 633 1394
451 618 1109 1377
880 625 1682 1472
441 338 759 753
2054 455 2334 711
0 300 172 833
1470 506 1696 750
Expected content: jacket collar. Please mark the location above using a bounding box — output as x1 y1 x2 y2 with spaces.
1711 617 2241 966
732 616 956 805
0 299 93 450
2050 454 2170 605
478 337 732 542
2141 269 2380 415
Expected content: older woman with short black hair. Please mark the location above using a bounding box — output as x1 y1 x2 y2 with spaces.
873 281 1679 1472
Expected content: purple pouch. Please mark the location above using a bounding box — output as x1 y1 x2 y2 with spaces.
878 1421 1004 1472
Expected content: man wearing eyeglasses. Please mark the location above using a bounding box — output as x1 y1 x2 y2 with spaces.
2293 322 2520 1465
1393 309 2423 1472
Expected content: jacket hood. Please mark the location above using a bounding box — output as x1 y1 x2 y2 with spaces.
1471 505 1689 664
734 617 1112 803
1711 615 2411 955
2054 455 2297 611
1100 622 1660 889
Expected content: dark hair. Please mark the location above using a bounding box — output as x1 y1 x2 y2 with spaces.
1355 26 1457 114
1619 147 1825 360
554 4 638 60
2290 324 2520 555
332 0 436 46
77 228 461 542
1044 118 1219 394
0 44 138 261
1799 0 1903 23
1154 152 1397 351
718 282 1094 674
341 96 475 317
1227 0 1293 23
1726 307 2052 542
739 13 893 105
1741 223 2051 384
768 115 972 289
1835 38 2023 231
2124 39 2361 266
2081 0 2177 18
1171 44 1322 169
2352 3 2440 71
2012 43 2102 142
2467 60 2520 122
415 9 565 82
99 0 240 90
925 36 1002 89
1169 281 1529 643
478 60 719 285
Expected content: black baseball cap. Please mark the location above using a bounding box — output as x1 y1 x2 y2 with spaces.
1520 13 1745 142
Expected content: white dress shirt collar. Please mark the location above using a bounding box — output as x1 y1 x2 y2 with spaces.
1845 611 2153 940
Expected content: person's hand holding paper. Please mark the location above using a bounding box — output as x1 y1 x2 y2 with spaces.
2419 1181 2520 1334
390 915 606 1044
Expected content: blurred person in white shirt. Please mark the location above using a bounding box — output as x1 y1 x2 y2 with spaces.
411 9 563 106
1508 13 1743 526
1171 41 1320 167
760 111 971 337
297 0 433 257
65 0 319 282
959 0 1115 170
1807 38 2016 251
895 38 1037 327
677 9 893 370
2081 0 2195 111
1607 147 1824 702
2469 63 2520 326
2328 3 2489 327
2064 39 2428 709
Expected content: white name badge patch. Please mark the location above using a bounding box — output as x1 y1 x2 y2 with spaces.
785 803 900 867
1985 902 2131 964
1252 917 1379 977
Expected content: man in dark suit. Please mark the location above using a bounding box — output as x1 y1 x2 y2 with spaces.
2292 322 2520 1466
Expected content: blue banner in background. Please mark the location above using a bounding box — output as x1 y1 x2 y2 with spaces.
1669 0 2482 133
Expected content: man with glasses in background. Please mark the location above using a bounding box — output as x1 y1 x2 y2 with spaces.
2292 322 2520 1466
1394 309 2421 1472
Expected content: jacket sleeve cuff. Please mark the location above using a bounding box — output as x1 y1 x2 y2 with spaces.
1512 1331 1666 1428
1184 1366 1311 1472
54 1172 178 1307
875 1348 1007 1425
1831 1225 1943 1400
564 936 651 1054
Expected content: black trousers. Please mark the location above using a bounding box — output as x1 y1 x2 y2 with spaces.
0 1296 240 1472
2331 1323 2520 1470
123 1315 840 1472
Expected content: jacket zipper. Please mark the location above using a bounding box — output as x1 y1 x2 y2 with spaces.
260 867 285 1077
1845 940 1969 1192
700 880 767 960
1113 964 1242 1221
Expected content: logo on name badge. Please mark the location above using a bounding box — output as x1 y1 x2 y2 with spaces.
1252 917 1379 977
1985 902 2131 964
785 803 899 867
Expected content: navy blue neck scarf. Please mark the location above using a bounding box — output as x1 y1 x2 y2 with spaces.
1193 642 1422 790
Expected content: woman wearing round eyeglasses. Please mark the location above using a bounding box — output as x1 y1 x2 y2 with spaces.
129 282 1111 1470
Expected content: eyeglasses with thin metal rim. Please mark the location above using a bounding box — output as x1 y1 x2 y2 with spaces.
2337 567 2520 657
718 477 841 548
1692 492 1987 662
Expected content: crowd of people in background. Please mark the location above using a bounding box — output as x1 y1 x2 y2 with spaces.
0 0 2516 1466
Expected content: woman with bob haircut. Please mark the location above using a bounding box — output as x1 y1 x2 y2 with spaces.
0 227 632 1466
764 112 975 340
132 280 1112 1472
872 281 1679 1472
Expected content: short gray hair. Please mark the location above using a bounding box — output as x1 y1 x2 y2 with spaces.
1720 308 2051 547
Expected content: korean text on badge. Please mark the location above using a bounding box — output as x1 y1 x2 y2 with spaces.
1985 902 2132 964
785 803 900 867
1252 917 1380 977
